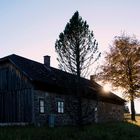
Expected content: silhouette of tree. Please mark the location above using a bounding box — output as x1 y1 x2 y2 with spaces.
55 11 100 77
55 11 100 125
97 33 140 121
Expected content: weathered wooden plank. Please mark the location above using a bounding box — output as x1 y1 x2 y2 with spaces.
0 63 33 123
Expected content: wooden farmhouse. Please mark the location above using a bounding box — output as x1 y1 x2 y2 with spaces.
0 54 125 126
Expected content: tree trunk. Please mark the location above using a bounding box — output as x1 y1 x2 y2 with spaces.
130 96 136 121
77 94 82 126
127 60 136 121
76 42 83 127
76 70 83 127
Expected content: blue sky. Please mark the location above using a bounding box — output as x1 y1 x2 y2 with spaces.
0 0 140 112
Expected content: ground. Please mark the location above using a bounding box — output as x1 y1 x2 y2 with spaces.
0 114 140 140
124 113 140 126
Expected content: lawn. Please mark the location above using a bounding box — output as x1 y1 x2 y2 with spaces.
124 113 140 126
0 115 140 140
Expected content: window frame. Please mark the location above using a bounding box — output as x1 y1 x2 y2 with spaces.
57 101 64 113
39 98 45 114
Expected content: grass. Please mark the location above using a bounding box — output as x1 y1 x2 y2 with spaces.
0 114 140 140
124 113 140 126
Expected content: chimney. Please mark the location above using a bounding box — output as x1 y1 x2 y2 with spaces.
90 75 96 82
44 55 50 67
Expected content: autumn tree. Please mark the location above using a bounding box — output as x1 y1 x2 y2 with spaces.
97 33 140 121
55 11 100 125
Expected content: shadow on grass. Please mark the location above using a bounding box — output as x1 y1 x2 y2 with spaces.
124 113 140 126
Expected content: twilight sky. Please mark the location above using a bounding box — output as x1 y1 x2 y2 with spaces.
0 0 140 66
0 0 140 112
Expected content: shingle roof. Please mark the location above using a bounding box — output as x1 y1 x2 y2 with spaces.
0 54 125 105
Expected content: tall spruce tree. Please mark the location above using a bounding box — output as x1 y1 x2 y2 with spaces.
55 11 100 125
55 11 100 78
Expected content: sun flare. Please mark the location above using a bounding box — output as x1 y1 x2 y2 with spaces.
103 84 112 92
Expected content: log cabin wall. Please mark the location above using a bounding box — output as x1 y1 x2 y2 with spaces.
0 62 33 123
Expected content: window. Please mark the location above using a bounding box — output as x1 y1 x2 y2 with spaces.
39 99 45 113
57 101 64 113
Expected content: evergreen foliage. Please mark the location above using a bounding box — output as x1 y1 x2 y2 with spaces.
55 11 100 77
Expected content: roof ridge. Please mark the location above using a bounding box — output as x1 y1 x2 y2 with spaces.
8 54 44 65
